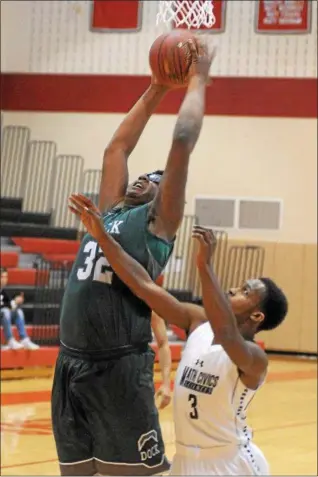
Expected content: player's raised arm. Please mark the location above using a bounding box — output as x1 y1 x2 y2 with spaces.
98 82 168 213
69 194 205 331
193 226 268 380
149 42 216 241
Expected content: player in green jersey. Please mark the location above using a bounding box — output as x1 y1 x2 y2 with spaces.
52 40 216 476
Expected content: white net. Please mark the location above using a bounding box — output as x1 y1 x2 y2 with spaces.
157 0 216 29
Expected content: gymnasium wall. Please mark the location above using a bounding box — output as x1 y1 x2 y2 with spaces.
1 0 317 353
1 112 317 245
1 1 317 76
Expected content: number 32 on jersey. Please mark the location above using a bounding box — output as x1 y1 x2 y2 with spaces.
77 240 113 284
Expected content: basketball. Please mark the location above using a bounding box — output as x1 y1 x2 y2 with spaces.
149 30 198 87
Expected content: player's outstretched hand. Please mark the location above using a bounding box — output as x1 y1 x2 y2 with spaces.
188 38 217 83
151 73 182 91
151 74 168 90
68 193 106 242
192 225 217 268
155 384 172 410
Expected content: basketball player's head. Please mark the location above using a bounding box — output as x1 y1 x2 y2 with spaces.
1 268 8 288
227 277 288 335
125 170 163 205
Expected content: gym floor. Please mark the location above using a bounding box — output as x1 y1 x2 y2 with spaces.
1 357 317 476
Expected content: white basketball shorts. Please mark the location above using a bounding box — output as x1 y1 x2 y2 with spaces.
170 442 270 475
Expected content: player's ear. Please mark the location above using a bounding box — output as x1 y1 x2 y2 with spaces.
250 311 264 325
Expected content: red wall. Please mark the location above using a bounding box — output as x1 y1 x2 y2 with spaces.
1 74 317 118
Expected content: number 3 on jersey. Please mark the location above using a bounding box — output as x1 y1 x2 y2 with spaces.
77 241 113 284
188 393 199 419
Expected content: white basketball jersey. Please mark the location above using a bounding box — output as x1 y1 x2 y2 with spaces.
174 322 262 449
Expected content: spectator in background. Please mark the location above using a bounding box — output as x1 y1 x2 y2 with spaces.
1 268 39 350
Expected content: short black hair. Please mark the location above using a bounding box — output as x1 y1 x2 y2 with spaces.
257 277 288 331
1 267 7 274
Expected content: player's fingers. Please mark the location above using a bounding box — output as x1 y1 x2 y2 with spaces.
193 225 211 234
68 205 81 217
85 207 102 220
159 398 168 410
207 229 215 241
158 396 165 409
70 193 91 205
69 194 84 207
192 232 205 244
194 225 214 237
197 230 209 245
70 194 89 210
76 193 97 210
162 395 171 408
68 198 83 212
155 388 162 399
75 193 91 202
203 231 212 244
69 200 93 222
69 203 84 218
69 196 91 215
205 232 213 244
208 230 217 246
161 396 171 410
196 233 210 248
187 39 199 62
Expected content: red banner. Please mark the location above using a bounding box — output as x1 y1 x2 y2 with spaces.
91 0 142 31
174 0 226 32
256 0 311 33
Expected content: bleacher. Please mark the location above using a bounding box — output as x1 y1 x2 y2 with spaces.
0 122 265 376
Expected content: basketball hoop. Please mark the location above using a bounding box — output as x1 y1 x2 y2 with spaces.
156 1 216 29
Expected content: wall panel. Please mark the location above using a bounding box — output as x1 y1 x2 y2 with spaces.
264 244 304 351
1 1 317 77
299 244 317 353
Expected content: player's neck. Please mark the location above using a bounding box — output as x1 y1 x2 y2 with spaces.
123 197 146 208
113 198 136 209
241 328 256 342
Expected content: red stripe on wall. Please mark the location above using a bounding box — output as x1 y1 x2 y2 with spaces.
1 74 316 118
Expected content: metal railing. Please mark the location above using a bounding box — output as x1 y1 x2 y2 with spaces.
1 126 30 198
222 245 265 290
78 169 102 234
32 258 72 346
82 169 102 201
22 141 57 213
163 215 196 295
50 154 84 228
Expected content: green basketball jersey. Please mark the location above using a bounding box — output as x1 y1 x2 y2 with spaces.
59 203 173 353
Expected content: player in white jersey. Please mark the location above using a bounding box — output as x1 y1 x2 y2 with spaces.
171 320 269 475
69 195 288 476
